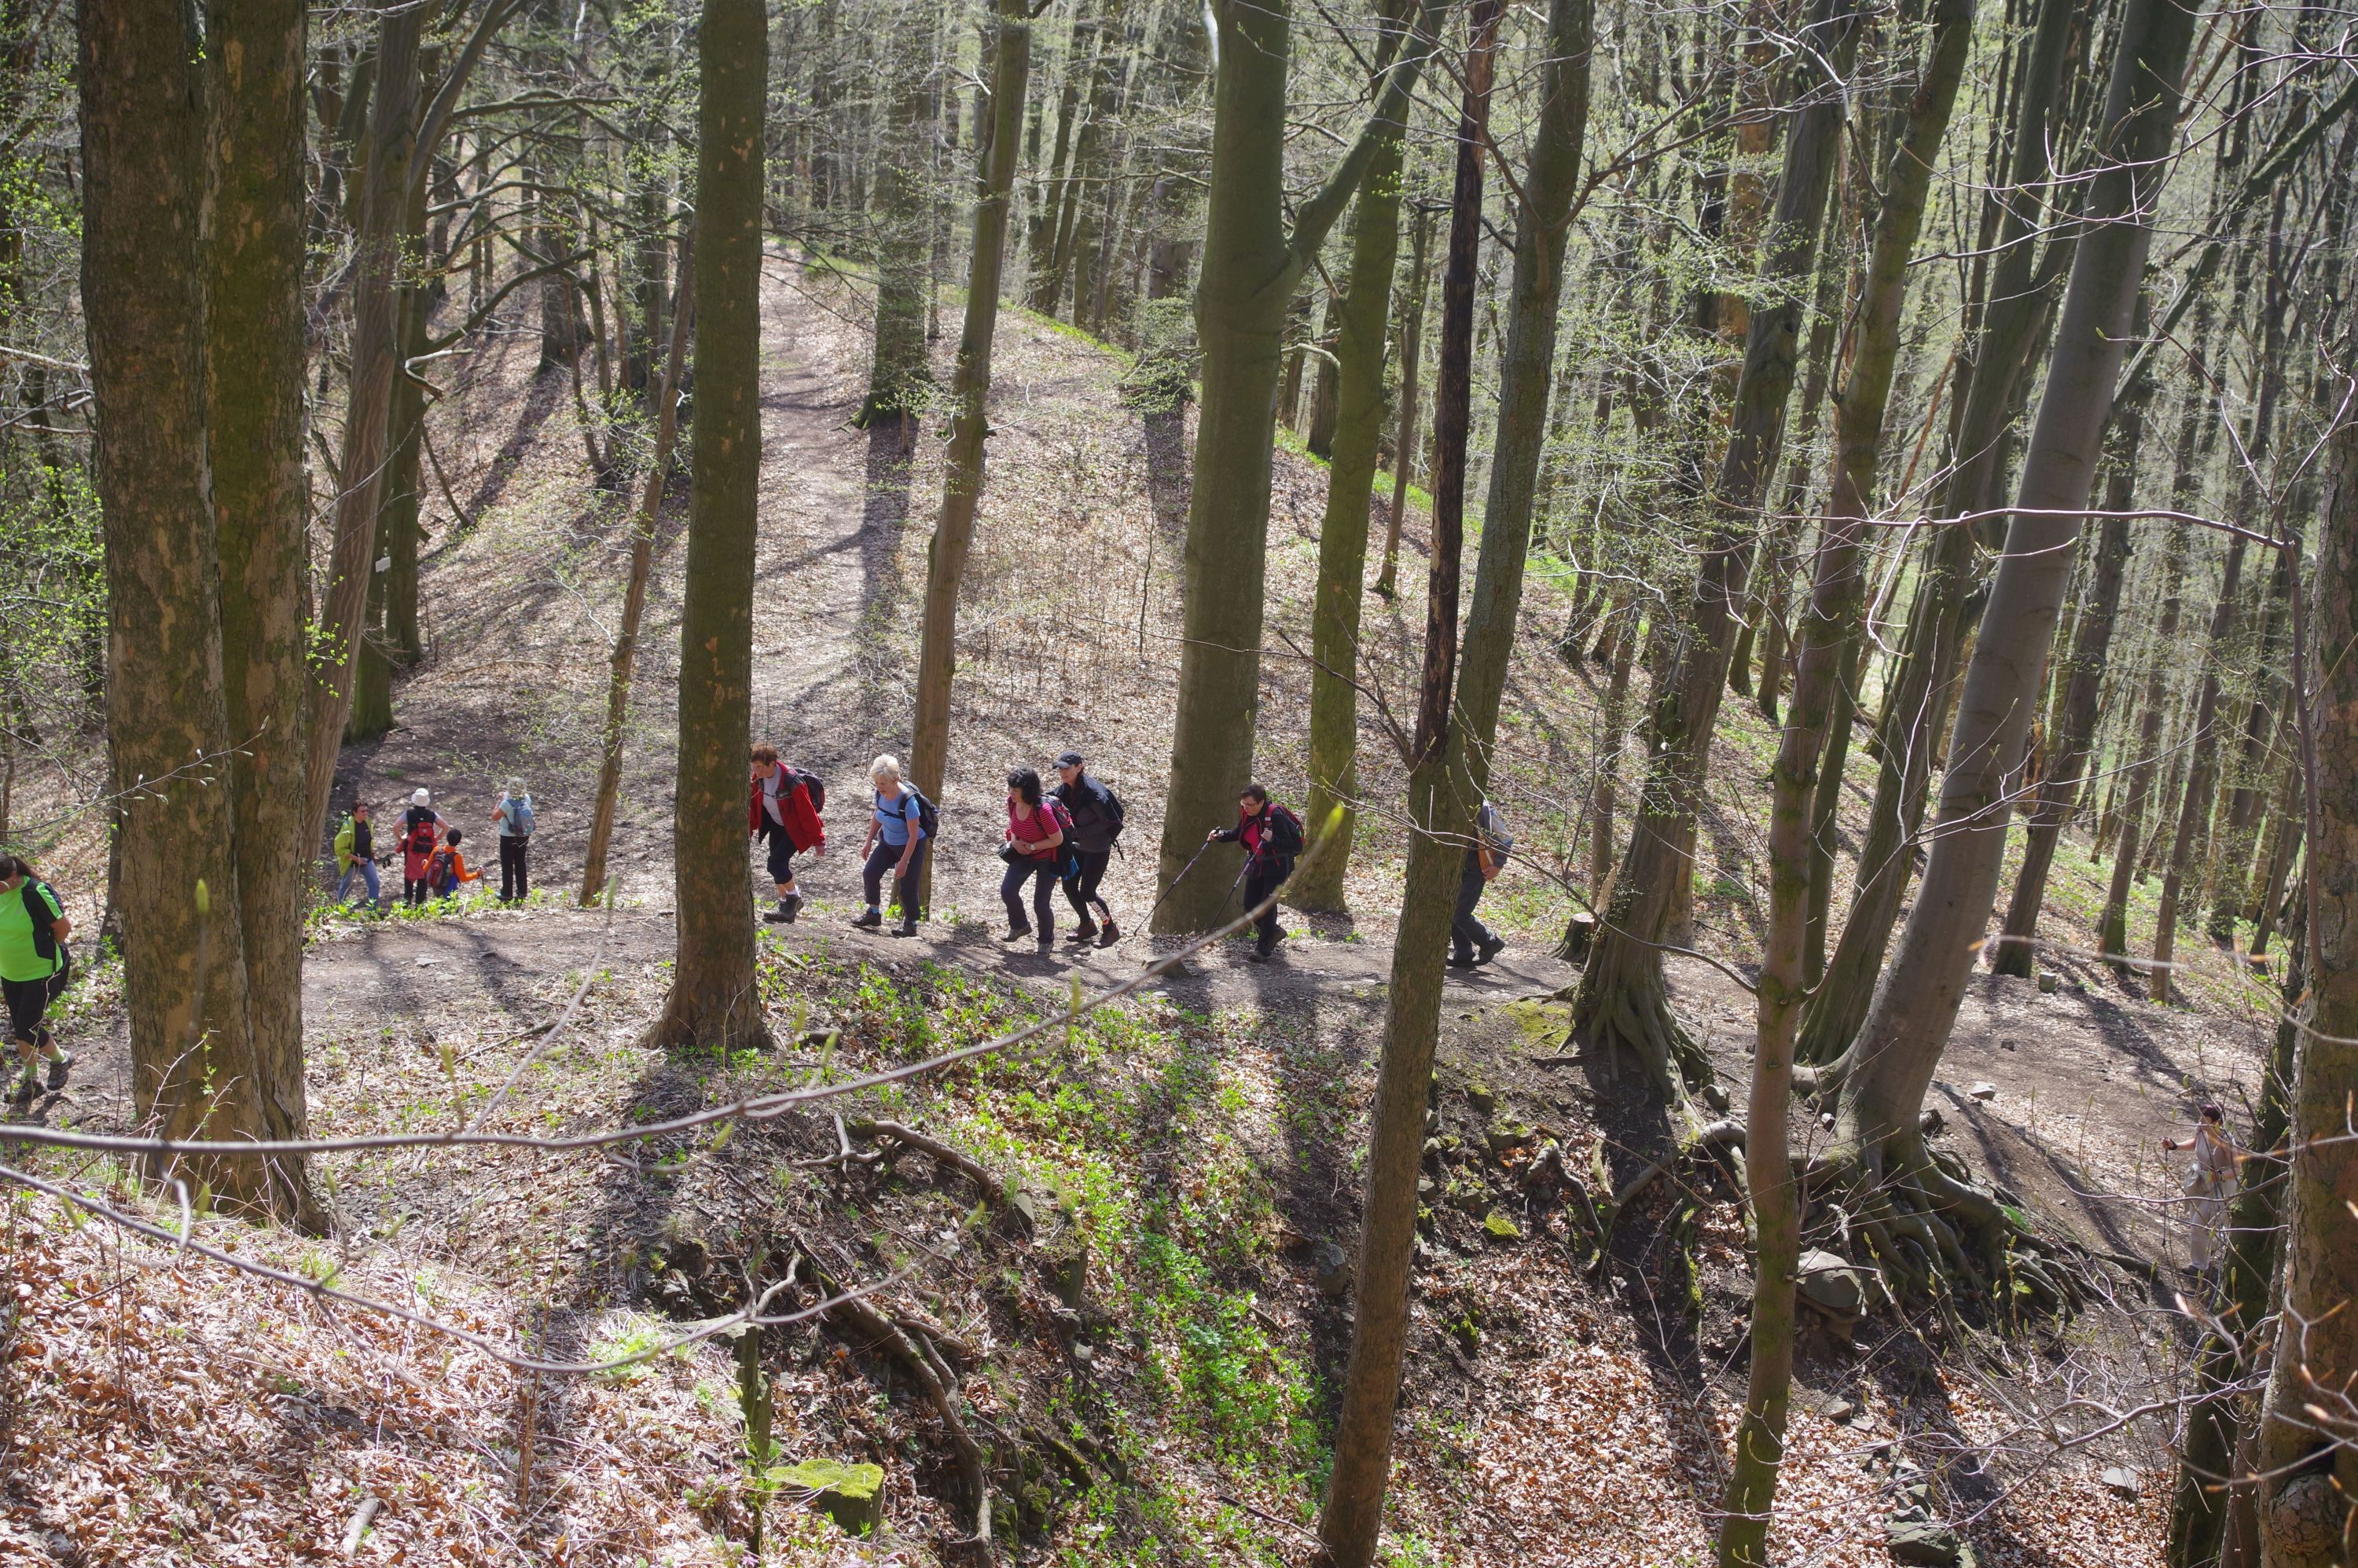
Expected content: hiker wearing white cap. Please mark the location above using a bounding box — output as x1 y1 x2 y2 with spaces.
491 780 535 903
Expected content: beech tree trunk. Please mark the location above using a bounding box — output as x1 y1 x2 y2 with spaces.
1373 204 1434 600
858 2 938 439
910 0 1033 908
2150 531 2247 1001
648 0 770 1054
1816 0 2198 1200
83 0 285 1217
1567 0 1859 1100
1317 7 1497 1554
1295 0 1416 913
204 0 322 1227
581 234 694 908
1147 0 1438 933
2252 395 2358 1568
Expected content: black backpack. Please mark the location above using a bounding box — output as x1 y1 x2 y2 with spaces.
1264 803 1305 861
23 879 62 965
903 788 939 840
1098 779 1126 840
785 766 825 813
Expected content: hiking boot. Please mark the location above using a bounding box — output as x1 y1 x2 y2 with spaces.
1096 919 1120 948
44 1051 72 1092
1067 921 1100 944
850 908 884 930
891 920 920 938
1476 935 1508 967
762 893 803 924
1447 951 1478 970
1001 924 1034 943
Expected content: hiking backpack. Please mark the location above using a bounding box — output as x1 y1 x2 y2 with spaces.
506 797 536 835
1096 779 1126 841
1263 804 1305 861
785 767 826 814
23 878 62 966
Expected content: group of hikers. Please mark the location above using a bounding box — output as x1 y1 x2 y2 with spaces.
332 783 536 913
744 741 1515 967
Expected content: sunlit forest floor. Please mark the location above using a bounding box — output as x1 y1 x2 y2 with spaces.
1 255 2278 1564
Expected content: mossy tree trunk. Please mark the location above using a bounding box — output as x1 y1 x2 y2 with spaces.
649 0 771 1055
1295 0 1419 913
1147 0 1441 933
1317 6 1497 1555
83 0 285 1217
911 0 1034 909
205 0 324 1226
858 2 937 442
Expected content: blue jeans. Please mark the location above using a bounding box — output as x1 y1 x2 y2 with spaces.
1001 857 1057 935
338 861 381 908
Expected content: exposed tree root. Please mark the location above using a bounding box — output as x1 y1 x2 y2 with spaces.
1561 958 1721 1109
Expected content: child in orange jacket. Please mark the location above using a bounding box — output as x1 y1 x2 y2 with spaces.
428 829 485 899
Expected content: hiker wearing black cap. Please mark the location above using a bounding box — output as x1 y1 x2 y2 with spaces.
1050 751 1126 946
1207 782 1303 961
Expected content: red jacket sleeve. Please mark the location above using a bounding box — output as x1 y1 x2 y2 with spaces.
749 781 762 835
786 782 825 851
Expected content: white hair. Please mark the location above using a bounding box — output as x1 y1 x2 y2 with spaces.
870 755 902 784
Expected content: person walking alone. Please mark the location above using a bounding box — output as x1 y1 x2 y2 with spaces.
491 780 535 903
1448 799 1511 969
1051 751 1126 946
0 855 74 1102
1207 783 1304 962
1001 767 1070 952
2163 1103 2241 1281
852 755 930 936
749 743 825 923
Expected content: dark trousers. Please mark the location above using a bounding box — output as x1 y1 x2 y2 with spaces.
1452 855 1496 957
864 840 925 924
499 835 530 902
1244 860 1289 955
1001 857 1057 935
3 960 68 1050
1063 848 1112 927
762 825 798 888
405 878 431 906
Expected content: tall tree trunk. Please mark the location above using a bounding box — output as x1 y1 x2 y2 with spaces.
2251 397 2358 1568
302 1 421 849
1145 0 1438 933
83 0 278 1214
205 0 322 1227
2151 531 2246 1001
1373 204 1434 600
1567 0 1860 1100
1717 0 1975 1552
1295 0 1419 913
2099 533 2192 964
858 4 938 439
1813 0 2199 1252
648 0 770 1055
1026 0 1096 307
580 235 694 908
2211 527 2295 938
910 0 1034 908
1317 6 1497 1555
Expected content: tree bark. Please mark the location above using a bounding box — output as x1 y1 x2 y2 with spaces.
1146 0 1439 933
1317 6 1496 1555
858 2 938 439
2252 395 2358 1568
205 0 322 1227
1567 0 1860 1100
1815 0 2199 1225
1295 0 1418 913
910 0 1034 909
648 0 770 1055
1373 204 1434 600
580 233 694 908
2150 531 2246 1001
83 0 280 1215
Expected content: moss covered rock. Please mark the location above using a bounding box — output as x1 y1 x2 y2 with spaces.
770 1459 885 1536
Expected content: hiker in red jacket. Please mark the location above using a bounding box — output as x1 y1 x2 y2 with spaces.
1207 783 1304 961
750 743 825 923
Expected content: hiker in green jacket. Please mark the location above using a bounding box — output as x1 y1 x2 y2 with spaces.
333 801 383 912
0 854 75 1103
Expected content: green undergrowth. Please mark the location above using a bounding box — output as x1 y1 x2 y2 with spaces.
744 936 1331 1552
